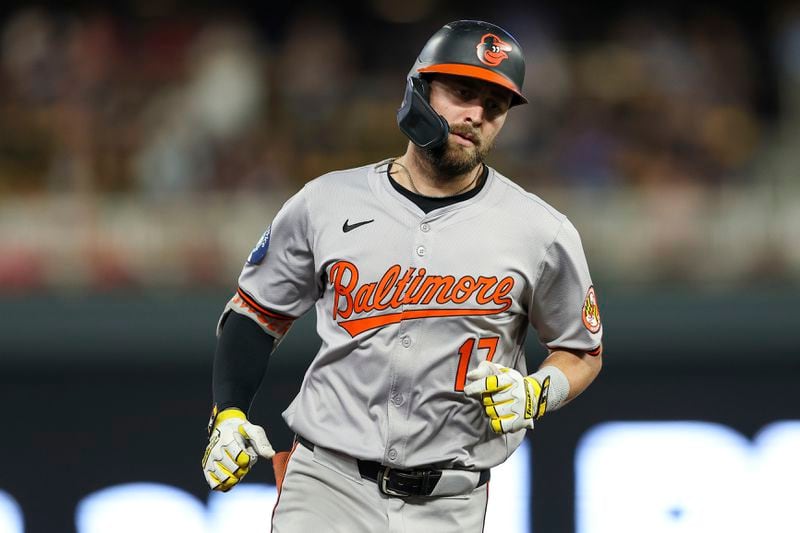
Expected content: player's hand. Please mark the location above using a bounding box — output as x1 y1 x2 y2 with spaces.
202 408 275 492
463 360 550 434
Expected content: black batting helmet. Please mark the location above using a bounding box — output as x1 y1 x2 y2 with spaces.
397 20 527 149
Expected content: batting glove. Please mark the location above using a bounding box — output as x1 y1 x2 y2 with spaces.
202 407 275 492
463 360 550 434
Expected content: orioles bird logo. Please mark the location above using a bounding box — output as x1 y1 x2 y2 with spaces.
582 286 601 334
476 33 512 66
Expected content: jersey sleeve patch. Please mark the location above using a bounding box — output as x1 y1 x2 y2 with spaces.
246 226 271 265
581 286 602 334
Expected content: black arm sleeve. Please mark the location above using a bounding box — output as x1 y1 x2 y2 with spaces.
212 311 275 412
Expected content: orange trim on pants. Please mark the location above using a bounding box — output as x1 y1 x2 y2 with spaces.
270 441 299 533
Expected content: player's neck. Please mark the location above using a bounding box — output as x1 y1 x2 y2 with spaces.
392 147 482 198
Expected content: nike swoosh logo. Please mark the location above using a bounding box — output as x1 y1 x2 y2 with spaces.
342 218 375 233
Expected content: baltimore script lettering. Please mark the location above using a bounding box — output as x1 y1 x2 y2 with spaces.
329 261 515 336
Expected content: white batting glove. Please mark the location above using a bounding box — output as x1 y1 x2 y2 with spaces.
463 360 550 434
202 408 275 492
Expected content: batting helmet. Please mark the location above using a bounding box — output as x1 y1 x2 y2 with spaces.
397 20 527 149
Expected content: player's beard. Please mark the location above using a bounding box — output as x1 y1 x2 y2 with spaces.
421 124 493 179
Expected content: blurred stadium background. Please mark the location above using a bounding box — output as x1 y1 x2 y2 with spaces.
0 1 798 532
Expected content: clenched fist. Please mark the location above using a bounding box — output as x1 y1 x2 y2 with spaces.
463 360 550 434
202 408 275 491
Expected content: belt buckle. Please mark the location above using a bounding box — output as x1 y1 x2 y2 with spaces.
378 466 411 497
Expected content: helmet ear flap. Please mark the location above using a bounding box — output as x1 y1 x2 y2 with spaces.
397 76 449 149
413 75 430 99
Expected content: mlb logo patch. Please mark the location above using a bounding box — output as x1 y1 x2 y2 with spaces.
247 226 271 265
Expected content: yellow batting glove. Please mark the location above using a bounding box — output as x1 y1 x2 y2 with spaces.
463 360 550 434
202 407 275 492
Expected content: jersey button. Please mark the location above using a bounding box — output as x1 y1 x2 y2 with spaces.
401 336 412 348
420 223 430 232
392 394 404 406
388 449 398 461
416 246 426 256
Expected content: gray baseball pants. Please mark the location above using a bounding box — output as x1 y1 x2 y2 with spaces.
271 442 489 533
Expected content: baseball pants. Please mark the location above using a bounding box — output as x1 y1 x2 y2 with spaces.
271 441 489 533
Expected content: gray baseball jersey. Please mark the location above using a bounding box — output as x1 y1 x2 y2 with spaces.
220 159 602 471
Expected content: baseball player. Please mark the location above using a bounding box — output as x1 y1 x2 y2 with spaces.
202 20 603 533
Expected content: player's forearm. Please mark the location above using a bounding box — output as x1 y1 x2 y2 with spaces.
538 348 602 405
212 311 275 412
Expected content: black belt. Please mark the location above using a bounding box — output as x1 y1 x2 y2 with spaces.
295 435 490 497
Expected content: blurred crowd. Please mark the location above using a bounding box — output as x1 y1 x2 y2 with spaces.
0 6 413 197
1 3 799 289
